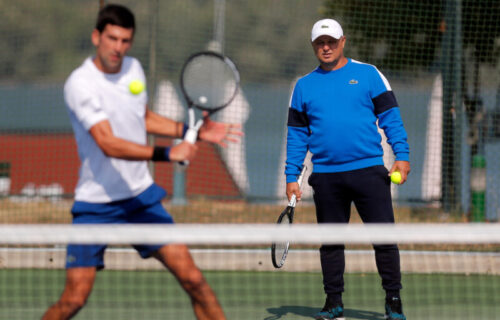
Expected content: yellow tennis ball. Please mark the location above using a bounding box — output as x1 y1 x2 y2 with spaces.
129 80 145 95
390 171 402 184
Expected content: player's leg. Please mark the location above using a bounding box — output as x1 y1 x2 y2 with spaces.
41 267 97 320
351 165 405 319
127 185 225 320
42 201 109 320
309 172 351 319
351 166 402 292
153 244 226 320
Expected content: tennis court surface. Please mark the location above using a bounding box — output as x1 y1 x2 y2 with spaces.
1 224 499 319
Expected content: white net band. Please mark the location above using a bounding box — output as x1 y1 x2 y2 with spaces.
1 223 500 244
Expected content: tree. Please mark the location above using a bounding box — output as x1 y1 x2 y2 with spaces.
322 0 500 71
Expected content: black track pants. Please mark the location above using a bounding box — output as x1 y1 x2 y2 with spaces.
308 165 402 295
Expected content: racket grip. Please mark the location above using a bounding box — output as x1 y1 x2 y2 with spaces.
297 165 307 187
179 128 198 166
288 194 297 207
184 128 198 144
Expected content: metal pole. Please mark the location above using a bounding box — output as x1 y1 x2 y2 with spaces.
441 0 455 212
453 0 463 214
148 0 158 95
148 0 159 177
174 0 227 205
469 37 486 222
213 0 226 54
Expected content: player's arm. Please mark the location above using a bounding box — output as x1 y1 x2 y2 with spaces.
378 108 411 184
285 85 309 201
370 68 410 184
145 108 242 147
285 124 307 202
90 120 197 162
144 107 187 138
373 89 411 184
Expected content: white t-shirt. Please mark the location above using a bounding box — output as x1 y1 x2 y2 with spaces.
64 56 153 203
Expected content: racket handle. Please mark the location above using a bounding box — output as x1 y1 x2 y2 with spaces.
288 165 306 206
288 194 297 207
184 128 198 144
297 165 307 187
178 128 199 166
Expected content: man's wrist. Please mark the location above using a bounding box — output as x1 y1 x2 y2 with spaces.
151 146 171 161
179 123 188 138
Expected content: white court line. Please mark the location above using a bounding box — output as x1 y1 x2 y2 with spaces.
1 247 498 274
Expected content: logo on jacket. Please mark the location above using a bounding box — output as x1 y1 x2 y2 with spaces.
349 79 358 84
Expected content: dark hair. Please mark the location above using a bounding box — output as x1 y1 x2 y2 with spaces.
95 4 135 33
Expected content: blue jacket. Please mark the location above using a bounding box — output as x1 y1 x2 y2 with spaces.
286 59 410 183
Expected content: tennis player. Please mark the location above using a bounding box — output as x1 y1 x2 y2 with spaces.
42 4 241 320
285 19 410 320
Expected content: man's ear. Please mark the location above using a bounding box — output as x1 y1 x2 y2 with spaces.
311 41 317 52
91 29 100 47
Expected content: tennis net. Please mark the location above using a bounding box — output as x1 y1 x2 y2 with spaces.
1 223 499 320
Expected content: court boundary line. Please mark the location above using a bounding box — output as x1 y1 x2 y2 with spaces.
1 247 498 274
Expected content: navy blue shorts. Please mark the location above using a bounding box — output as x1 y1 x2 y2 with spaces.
66 183 174 269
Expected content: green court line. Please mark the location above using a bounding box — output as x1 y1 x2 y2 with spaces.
1 269 499 319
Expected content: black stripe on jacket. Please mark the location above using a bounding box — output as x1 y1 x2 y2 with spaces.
372 91 398 115
287 108 309 127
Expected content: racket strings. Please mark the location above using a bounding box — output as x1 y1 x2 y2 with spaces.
182 55 238 109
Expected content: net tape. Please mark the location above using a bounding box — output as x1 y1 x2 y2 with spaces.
1 223 500 245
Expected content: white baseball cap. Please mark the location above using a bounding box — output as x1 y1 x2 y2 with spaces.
311 19 343 42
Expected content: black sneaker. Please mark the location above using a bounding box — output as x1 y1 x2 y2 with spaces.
314 300 345 320
385 297 406 320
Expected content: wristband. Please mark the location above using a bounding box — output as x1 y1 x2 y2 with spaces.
182 123 189 138
151 146 171 162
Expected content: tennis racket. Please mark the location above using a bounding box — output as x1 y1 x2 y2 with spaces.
271 165 307 268
179 51 240 165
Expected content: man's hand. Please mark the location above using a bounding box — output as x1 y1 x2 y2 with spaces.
197 112 243 147
389 160 411 185
286 182 302 202
169 141 198 162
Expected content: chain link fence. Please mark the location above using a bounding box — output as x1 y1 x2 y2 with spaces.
0 0 499 221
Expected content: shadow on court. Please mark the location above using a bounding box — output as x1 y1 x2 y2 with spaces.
265 306 385 319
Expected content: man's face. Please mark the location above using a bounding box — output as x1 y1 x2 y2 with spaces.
312 35 345 67
91 24 134 73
